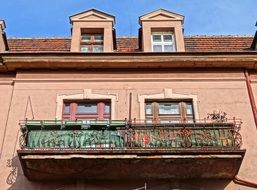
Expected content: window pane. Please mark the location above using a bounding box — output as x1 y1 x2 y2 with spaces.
81 34 91 42
186 103 193 115
63 104 70 114
104 104 110 114
93 45 103 52
94 34 103 42
77 103 97 114
80 45 91 52
163 35 173 42
152 35 162 42
153 45 162 52
145 103 152 115
159 103 179 114
164 45 173 52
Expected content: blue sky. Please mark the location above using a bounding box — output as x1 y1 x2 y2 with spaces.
0 0 256 37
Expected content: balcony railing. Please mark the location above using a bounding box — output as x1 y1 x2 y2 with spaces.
19 119 242 150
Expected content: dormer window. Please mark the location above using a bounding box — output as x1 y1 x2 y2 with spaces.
139 9 185 52
80 32 104 52
70 9 116 52
151 32 175 52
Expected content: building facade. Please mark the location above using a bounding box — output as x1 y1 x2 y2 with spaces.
0 9 257 190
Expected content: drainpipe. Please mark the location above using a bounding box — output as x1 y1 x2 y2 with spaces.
244 69 257 129
234 176 257 188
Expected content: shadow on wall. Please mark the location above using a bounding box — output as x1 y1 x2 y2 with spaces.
6 157 17 186
6 156 77 190
5 157 233 190
6 156 40 190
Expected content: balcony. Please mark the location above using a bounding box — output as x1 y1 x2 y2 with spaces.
17 119 245 181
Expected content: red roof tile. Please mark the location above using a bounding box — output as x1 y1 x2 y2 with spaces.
7 38 71 52
116 37 139 52
184 36 253 52
6 36 254 53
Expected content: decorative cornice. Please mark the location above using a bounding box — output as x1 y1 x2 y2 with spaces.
1 52 257 71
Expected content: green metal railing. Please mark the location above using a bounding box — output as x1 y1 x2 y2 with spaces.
19 119 242 150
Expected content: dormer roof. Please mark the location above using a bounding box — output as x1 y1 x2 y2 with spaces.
0 20 6 30
69 9 115 26
139 9 184 25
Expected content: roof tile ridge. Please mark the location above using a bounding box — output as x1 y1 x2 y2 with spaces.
7 37 71 39
185 35 253 38
117 36 138 38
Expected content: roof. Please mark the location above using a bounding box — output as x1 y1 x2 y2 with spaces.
6 36 254 52
184 36 253 52
7 38 71 52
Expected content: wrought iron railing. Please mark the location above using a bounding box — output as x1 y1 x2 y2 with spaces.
19 119 242 150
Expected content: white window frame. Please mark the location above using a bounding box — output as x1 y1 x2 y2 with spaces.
151 32 176 52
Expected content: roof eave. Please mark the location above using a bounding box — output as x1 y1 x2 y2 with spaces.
1 52 257 72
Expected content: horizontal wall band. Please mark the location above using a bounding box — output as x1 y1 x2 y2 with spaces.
13 77 246 83
0 81 13 85
249 79 257 83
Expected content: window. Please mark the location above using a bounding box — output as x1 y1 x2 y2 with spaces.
151 33 176 52
145 101 194 123
80 33 104 52
63 101 110 120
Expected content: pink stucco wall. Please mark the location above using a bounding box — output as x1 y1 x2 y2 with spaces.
0 69 257 189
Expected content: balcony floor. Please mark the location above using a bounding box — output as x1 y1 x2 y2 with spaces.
18 149 245 181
